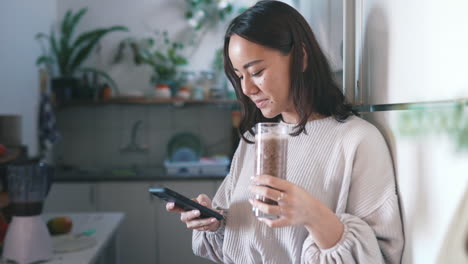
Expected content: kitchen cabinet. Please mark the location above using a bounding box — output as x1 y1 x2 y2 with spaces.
154 181 219 264
44 179 223 264
44 183 97 213
96 182 157 264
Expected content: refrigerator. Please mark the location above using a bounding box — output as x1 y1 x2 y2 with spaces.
298 0 468 263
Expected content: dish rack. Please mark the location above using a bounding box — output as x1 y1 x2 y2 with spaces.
164 158 230 177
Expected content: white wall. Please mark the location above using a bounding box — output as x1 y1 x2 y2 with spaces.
0 0 57 157
0 0 299 159
57 0 240 95
56 0 298 95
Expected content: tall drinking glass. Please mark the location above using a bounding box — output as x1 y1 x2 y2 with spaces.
253 122 288 219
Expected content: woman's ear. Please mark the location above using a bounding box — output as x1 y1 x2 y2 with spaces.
302 44 308 72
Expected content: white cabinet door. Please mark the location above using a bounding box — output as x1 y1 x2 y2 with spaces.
96 182 157 264
43 183 97 213
155 181 218 264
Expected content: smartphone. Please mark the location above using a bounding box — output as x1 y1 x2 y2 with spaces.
149 187 224 221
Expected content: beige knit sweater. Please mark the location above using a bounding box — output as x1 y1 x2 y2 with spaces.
193 116 404 263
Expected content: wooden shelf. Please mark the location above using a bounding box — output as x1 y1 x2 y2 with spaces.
59 97 239 107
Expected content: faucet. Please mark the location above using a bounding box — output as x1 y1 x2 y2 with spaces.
120 120 149 153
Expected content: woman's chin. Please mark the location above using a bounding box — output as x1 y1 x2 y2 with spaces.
260 109 279 119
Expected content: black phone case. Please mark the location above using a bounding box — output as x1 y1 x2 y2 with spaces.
149 187 224 221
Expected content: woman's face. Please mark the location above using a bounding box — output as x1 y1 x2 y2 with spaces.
228 34 298 123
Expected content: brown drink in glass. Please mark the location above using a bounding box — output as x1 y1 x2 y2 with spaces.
253 123 288 219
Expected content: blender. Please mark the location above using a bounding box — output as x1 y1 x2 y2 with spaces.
2 162 53 263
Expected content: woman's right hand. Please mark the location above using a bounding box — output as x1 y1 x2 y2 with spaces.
166 194 222 232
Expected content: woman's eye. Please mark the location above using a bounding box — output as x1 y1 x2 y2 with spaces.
237 75 244 80
251 69 264 77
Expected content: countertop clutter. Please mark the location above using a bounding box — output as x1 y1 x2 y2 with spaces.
0 212 124 264
43 212 124 264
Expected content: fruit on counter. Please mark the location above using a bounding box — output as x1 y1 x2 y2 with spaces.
47 216 73 235
0 144 7 156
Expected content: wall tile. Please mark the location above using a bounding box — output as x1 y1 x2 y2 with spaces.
60 128 97 168
147 128 172 167
94 105 122 130
57 104 235 168
120 105 149 151
94 126 122 168
198 105 232 157
56 106 97 131
147 105 172 129
172 106 201 133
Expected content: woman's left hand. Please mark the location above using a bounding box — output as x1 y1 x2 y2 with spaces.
248 174 321 228
249 174 344 249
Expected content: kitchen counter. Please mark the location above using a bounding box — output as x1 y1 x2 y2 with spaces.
45 212 124 264
53 166 226 182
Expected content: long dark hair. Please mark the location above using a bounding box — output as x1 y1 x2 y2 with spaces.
224 0 357 143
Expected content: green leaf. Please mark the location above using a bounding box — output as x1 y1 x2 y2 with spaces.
154 51 167 62
72 26 128 50
49 31 68 76
113 41 126 64
140 49 155 62
36 55 55 66
144 38 155 47
60 10 73 39
69 26 128 73
173 56 188 66
185 11 193 19
61 8 88 58
69 8 88 33
225 4 233 13
130 43 143 64
168 48 175 57
57 8 89 76
79 67 120 95
68 35 102 74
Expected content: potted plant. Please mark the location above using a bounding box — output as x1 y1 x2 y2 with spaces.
113 31 188 96
35 7 128 104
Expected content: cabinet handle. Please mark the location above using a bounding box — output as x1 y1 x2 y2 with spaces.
90 185 95 205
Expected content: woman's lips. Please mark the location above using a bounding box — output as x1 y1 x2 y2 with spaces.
255 99 269 108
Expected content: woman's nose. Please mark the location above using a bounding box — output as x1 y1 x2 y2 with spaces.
242 77 259 95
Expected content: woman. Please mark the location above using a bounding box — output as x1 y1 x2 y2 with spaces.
167 1 404 263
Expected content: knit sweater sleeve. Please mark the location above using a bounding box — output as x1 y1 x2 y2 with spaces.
301 125 404 264
192 139 245 263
